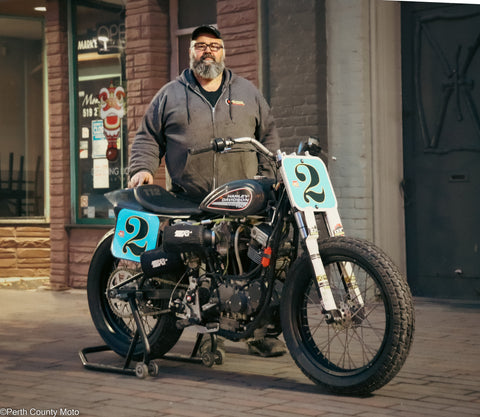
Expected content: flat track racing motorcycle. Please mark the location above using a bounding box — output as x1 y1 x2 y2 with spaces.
84 137 414 395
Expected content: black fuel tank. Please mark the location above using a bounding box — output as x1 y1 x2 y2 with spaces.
200 179 272 215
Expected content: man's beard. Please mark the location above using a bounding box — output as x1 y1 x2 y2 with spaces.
190 53 225 80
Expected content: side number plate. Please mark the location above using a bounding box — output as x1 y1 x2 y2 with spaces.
111 209 160 262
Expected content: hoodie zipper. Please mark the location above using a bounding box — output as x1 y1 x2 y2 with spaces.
211 106 217 189
186 85 219 190
186 75 229 191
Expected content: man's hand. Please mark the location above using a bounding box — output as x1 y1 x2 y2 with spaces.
128 171 154 188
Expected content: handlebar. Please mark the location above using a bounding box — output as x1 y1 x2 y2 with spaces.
188 137 275 160
188 136 335 163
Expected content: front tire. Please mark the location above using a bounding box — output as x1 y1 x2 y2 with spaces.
87 231 182 360
281 236 414 395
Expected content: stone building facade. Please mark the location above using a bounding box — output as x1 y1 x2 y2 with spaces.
0 0 404 289
9 0 478 300
0 226 50 278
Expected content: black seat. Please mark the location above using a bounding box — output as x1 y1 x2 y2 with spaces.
133 184 203 216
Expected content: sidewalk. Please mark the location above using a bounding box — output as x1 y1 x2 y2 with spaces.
0 286 479 417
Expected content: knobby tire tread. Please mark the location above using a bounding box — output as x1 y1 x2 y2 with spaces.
281 236 415 396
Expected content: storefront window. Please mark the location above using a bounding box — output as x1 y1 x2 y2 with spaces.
74 2 126 223
0 17 45 218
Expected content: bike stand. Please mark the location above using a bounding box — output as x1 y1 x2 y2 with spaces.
164 329 224 368
79 296 224 378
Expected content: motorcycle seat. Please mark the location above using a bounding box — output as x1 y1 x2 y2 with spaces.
134 184 203 216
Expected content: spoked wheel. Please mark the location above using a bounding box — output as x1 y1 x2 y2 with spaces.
87 231 183 360
281 236 414 396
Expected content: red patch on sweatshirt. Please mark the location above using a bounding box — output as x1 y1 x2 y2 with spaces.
226 99 245 106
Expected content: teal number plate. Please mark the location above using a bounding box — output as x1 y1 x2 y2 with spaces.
111 209 160 262
281 155 337 211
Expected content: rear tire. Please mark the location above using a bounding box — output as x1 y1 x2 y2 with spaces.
281 236 414 395
87 231 182 360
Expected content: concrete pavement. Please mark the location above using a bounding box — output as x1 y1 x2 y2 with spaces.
0 286 479 417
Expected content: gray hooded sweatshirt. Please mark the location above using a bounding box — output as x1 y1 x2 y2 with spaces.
129 68 280 202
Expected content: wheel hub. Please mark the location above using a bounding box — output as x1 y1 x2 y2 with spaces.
106 267 137 318
330 301 365 330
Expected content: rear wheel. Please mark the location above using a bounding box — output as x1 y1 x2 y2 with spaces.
281 236 414 395
87 231 183 360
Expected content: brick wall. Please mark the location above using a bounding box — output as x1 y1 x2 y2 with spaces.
325 0 373 239
126 0 170 186
0 226 50 278
265 0 374 240
46 0 70 288
265 0 327 153
68 228 109 288
217 0 259 86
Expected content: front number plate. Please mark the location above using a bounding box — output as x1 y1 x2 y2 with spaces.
281 155 337 211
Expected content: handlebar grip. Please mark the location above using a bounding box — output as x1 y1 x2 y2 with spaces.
188 138 232 155
188 142 215 155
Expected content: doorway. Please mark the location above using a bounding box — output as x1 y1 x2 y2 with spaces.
402 3 480 299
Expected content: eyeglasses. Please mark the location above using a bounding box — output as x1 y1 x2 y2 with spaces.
193 42 224 52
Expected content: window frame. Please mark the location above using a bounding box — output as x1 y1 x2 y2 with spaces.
169 0 218 79
0 14 48 223
68 0 127 225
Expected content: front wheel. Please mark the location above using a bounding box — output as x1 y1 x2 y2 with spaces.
281 236 414 396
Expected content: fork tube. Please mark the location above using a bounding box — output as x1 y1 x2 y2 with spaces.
294 207 338 312
324 207 364 305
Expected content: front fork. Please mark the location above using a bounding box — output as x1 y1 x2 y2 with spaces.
294 207 364 321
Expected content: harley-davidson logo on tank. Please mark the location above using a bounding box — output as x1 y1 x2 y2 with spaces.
207 188 252 210
200 179 269 215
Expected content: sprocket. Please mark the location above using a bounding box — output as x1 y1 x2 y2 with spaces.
106 267 138 318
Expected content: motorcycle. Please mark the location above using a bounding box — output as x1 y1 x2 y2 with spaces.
85 136 414 395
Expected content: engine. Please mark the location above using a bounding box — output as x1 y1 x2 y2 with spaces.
149 219 274 333
216 277 265 332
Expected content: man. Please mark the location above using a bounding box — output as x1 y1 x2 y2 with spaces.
129 25 278 198
128 25 285 357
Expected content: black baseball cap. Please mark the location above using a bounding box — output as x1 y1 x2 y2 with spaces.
192 25 222 40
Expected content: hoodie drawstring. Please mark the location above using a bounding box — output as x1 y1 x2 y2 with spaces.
185 85 191 124
228 83 233 121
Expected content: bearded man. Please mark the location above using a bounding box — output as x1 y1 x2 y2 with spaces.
128 25 284 357
129 25 279 203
